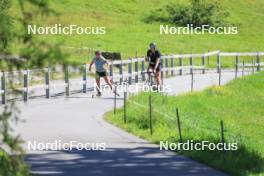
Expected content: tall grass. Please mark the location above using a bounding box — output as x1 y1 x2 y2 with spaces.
106 71 264 176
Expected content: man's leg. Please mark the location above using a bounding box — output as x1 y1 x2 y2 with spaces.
96 77 101 94
103 76 113 90
147 65 154 81
155 71 161 87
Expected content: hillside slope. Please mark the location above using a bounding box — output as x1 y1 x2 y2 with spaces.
10 0 264 60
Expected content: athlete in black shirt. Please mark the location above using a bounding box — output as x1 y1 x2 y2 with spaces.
146 42 162 87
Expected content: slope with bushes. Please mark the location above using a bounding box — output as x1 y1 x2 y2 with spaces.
9 0 264 62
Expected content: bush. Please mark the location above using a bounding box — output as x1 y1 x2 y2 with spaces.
0 150 30 176
145 0 230 27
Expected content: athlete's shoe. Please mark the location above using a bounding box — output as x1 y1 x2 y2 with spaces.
113 90 120 96
96 92 102 97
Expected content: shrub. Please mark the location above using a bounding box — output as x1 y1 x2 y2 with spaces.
145 0 230 27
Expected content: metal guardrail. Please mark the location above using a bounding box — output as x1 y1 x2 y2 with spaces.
0 51 263 104
219 52 264 57
162 50 220 59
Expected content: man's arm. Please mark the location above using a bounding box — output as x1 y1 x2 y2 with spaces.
154 50 161 71
102 57 109 65
89 59 95 71
101 57 109 69
154 58 160 71
145 50 150 62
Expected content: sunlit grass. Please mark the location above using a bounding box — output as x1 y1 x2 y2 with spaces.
106 71 264 176
8 0 264 63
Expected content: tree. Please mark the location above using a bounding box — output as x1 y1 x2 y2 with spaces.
0 0 68 175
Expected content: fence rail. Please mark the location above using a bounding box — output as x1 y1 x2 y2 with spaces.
0 51 263 104
162 50 220 59
219 52 264 56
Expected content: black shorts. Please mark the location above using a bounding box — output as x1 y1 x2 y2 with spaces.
149 64 161 72
96 71 107 77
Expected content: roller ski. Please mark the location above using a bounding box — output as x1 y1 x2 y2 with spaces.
92 91 102 98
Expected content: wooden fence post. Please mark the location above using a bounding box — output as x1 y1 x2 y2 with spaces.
242 60 245 77
220 120 225 145
141 60 145 81
218 64 221 86
135 59 139 83
176 108 183 142
202 54 205 74
191 71 194 92
1 72 6 104
83 64 87 93
217 53 221 73
190 55 193 74
109 61 113 81
123 91 127 123
217 52 221 85
207 50 210 66
171 56 174 76
23 70 29 102
45 68 50 98
235 55 239 78
149 95 153 135
161 59 164 85
256 53 260 71
252 59 255 74
119 62 123 84
179 56 183 75
65 66 70 96
128 59 132 85
165 56 169 77
135 51 138 83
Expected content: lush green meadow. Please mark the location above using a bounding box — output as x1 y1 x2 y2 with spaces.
9 0 264 63
106 71 264 176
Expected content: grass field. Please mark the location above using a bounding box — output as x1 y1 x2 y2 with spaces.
106 71 264 176
9 0 264 63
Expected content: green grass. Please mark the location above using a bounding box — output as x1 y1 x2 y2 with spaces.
106 71 264 176
9 0 264 63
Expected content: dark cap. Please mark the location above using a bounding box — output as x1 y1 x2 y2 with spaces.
95 51 102 55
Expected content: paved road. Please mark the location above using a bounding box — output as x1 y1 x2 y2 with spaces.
14 71 247 176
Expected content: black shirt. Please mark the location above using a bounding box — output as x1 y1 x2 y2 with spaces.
147 49 161 65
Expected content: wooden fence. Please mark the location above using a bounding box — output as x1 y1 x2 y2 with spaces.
0 51 263 104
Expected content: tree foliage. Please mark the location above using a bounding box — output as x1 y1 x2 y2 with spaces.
0 0 68 175
0 0 13 52
145 0 230 27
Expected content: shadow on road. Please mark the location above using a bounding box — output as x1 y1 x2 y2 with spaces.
25 147 225 176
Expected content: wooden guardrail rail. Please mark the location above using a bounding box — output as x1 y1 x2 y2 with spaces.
0 51 263 104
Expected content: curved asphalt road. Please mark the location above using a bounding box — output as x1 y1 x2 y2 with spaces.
14 71 247 176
